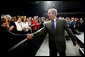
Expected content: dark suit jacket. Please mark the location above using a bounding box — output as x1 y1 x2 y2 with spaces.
33 18 77 52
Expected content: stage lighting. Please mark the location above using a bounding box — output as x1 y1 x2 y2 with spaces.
44 1 53 6
46 1 51 5
43 1 55 12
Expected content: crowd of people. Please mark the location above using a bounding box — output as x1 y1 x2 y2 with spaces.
1 14 84 35
1 14 84 41
1 14 50 34
1 13 84 56
58 16 84 34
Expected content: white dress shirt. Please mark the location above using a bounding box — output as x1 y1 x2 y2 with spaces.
22 22 29 31
15 22 23 31
53 17 56 29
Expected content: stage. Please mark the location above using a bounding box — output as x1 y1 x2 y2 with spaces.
36 32 84 56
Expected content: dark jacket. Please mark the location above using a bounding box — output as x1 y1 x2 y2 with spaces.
33 18 76 52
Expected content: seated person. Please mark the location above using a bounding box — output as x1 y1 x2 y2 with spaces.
0 18 31 56
22 17 31 34
32 16 40 32
14 16 24 34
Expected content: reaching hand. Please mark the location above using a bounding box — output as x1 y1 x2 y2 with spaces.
26 34 33 39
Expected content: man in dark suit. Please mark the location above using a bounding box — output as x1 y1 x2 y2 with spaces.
27 8 77 56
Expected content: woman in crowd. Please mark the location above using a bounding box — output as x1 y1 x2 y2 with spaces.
27 17 32 27
5 15 15 31
14 16 24 34
22 17 31 34
32 16 40 33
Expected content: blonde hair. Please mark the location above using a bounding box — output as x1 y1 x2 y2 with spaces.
1 18 6 25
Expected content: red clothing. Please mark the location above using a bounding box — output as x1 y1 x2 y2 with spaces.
32 20 39 30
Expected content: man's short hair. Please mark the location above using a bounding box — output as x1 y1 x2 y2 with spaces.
48 8 58 16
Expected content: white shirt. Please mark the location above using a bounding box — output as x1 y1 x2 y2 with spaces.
15 22 23 31
22 22 29 31
53 17 56 29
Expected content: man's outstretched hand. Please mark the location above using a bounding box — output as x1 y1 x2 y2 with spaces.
26 34 33 39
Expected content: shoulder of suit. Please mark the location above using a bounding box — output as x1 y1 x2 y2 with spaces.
56 18 67 23
47 21 51 24
43 21 50 26
45 21 51 24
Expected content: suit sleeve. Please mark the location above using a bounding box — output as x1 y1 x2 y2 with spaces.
7 30 27 38
32 24 47 37
63 20 77 42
